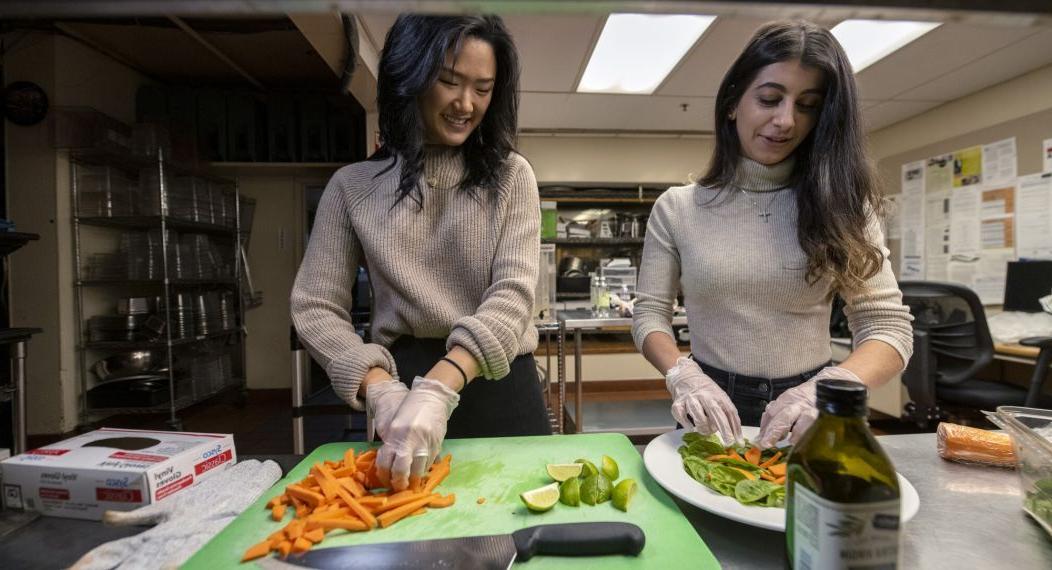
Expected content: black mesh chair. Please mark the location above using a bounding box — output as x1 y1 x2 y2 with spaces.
899 281 1052 425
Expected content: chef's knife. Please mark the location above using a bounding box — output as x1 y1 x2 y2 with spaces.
275 521 645 569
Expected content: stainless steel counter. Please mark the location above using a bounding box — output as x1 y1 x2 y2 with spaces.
650 432 1052 568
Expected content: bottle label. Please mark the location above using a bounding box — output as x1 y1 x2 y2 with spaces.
792 485 900 570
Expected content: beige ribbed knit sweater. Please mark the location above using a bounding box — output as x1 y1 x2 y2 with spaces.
291 146 540 408
632 157 913 377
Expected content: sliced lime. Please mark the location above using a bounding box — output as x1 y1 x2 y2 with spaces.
520 482 561 512
612 478 637 512
559 477 581 507
546 463 583 482
580 473 612 506
601 455 620 481
575 458 599 479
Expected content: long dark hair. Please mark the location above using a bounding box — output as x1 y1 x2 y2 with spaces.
700 20 884 294
370 14 520 207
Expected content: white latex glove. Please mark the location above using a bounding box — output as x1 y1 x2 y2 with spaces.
756 366 864 448
375 376 459 491
666 357 742 446
365 378 410 442
72 459 281 570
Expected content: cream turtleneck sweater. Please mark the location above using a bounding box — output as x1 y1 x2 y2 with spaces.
291 147 540 408
632 157 913 377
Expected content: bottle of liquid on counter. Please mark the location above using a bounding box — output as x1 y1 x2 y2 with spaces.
589 272 598 314
786 379 901 570
596 276 611 317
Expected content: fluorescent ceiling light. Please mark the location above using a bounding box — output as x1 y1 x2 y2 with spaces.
831 19 941 73
578 13 716 95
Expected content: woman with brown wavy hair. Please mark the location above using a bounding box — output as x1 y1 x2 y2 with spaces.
632 20 913 447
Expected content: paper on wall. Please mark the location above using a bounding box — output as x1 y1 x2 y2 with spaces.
1043 138 1052 173
973 248 1016 305
926 154 953 194
953 146 983 188
885 195 901 241
900 161 925 279
949 186 981 258
981 138 1017 185
925 190 951 280
1016 172 1052 259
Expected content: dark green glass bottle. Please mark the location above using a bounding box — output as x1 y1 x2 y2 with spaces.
786 379 901 569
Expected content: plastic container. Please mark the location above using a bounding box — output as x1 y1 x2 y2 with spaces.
540 201 558 239
986 406 1052 537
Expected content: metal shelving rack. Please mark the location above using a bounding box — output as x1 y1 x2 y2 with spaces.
70 148 247 429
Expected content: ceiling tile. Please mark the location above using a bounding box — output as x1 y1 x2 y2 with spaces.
894 28 1052 101
855 23 1033 100
862 100 942 131
520 92 714 131
657 16 771 97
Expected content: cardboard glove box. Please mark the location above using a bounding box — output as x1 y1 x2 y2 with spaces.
0 428 235 520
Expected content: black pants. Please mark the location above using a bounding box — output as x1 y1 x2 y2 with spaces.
692 356 827 426
389 336 552 438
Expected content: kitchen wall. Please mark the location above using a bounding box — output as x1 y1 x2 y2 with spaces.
6 32 150 434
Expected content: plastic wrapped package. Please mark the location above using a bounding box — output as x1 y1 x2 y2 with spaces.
985 407 1052 537
936 422 1017 467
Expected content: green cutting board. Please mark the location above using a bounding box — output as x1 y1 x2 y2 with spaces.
184 433 718 569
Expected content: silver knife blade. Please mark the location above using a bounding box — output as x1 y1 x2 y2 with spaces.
278 534 516 570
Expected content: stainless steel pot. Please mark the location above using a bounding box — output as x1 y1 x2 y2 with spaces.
92 350 162 381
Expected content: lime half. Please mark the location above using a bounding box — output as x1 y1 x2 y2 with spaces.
559 477 581 507
601 455 620 481
546 463 584 482
521 482 561 512
612 478 637 512
575 459 599 479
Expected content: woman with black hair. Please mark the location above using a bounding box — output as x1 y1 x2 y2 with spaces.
632 21 913 448
292 14 548 491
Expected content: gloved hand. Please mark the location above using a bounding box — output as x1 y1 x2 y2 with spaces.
365 378 410 442
666 357 742 446
756 366 864 448
375 376 459 491
72 459 282 570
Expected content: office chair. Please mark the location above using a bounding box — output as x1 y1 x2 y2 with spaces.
898 281 1052 426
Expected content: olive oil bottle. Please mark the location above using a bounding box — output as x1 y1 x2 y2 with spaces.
786 379 901 569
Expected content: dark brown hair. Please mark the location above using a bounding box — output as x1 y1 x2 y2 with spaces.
701 20 884 294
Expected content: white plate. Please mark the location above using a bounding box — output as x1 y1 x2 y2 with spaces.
643 427 921 532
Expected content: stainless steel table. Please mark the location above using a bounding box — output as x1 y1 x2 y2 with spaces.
556 309 687 433
657 432 1052 568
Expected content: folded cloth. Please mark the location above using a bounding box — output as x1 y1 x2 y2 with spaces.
71 459 282 570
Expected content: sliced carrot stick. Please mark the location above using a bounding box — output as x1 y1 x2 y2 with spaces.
429 493 455 508
303 528 325 544
374 492 431 514
359 496 387 507
728 449 745 462
271 503 287 521
378 495 438 528
731 467 756 481
423 464 450 495
332 466 355 478
241 540 272 562
287 485 325 508
334 484 378 529
266 495 287 509
338 476 366 498
408 475 423 493
705 454 735 461
409 508 427 517
745 447 762 466
307 507 350 521
768 463 787 477
291 537 313 554
315 518 369 532
760 471 778 482
774 476 786 485
285 519 307 540
343 447 356 468
276 540 292 559
759 451 783 469
353 471 367 484
312 463 342 502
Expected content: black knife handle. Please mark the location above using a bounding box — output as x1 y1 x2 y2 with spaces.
511 522 645 560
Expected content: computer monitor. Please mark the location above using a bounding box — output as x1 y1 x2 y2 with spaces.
1003 260 1052 312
